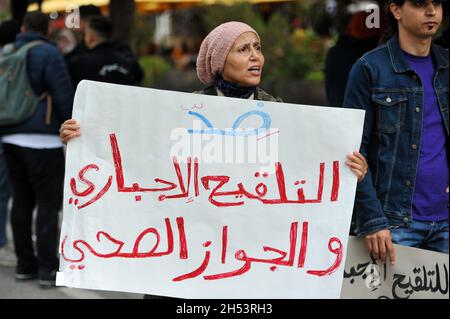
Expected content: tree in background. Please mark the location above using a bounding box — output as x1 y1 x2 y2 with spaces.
10 0 32 22
109 0 135 45
8 0 136 45
201 1 328 100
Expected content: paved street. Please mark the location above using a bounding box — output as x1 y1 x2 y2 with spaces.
0 206 142 299
0 264 142 299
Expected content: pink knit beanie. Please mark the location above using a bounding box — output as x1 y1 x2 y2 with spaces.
196 21 260 85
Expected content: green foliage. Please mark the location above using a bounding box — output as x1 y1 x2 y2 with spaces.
202 2 265 34
0 6 10 21
139 55 171 88
131 15 155 55
201 1 327 97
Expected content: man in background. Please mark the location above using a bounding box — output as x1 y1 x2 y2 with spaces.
0 19 21 268
1 11 73 288
344 0 448 263
68 16 139 87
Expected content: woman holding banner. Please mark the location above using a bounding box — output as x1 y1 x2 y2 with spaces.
59 21 367 181
193 21 282 102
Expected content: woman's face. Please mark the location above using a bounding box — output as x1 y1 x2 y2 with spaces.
222 32 264 87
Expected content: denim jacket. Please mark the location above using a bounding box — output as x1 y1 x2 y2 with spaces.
343 35 449 237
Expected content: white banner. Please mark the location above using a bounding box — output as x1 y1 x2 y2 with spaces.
341 236 449 299
56 80 365 298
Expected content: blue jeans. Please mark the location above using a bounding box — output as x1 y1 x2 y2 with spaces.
390 219 449 254
0 143 10 247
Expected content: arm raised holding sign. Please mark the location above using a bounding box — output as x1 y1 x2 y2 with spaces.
59 118 80 144
60 21 368 183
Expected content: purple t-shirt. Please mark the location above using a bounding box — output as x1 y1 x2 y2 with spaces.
403 50 449 221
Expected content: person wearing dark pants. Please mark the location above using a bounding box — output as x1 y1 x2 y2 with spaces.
0 12 73 288
3 145 64 284
0 143 16 267
0 19 21 267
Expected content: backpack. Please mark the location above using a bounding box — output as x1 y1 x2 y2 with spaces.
0 41 48 126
